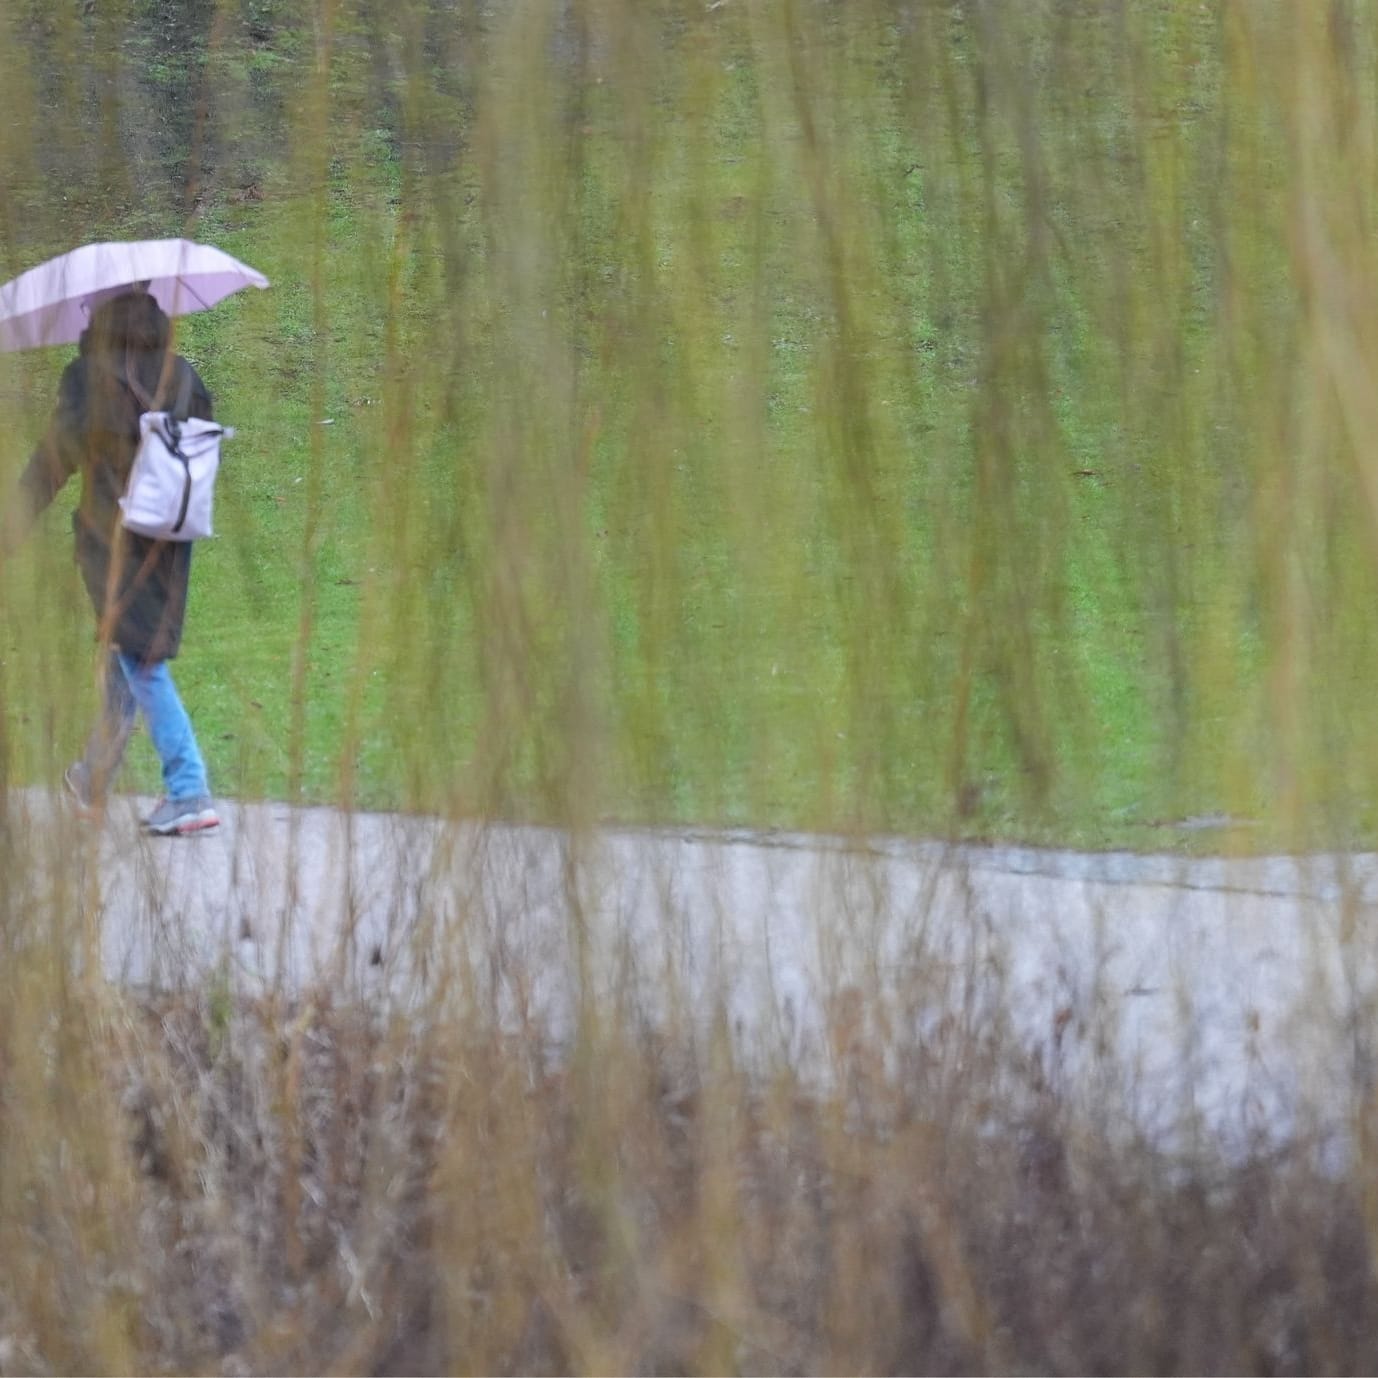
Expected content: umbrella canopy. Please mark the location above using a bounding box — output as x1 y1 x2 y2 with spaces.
0 239 269 353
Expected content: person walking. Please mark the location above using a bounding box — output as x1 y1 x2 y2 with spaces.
6 288 220 834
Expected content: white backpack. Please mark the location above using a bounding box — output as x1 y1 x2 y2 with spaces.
119 360 231 542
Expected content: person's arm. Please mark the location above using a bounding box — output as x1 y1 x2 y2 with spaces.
2 360 84 554
182 359 214 423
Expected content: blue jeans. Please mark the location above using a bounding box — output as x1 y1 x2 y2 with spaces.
82 651 210 801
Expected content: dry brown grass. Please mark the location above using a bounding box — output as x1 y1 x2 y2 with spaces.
0 970 1369 1376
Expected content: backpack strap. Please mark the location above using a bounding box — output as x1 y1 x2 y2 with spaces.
121 344 156 413
121 347 190 416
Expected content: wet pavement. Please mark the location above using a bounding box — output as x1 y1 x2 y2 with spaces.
19 788 1378 1150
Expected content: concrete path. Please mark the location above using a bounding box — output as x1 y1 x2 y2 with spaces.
18 788 1378 1150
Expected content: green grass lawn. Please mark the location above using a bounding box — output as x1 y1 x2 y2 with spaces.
1 0 1375 853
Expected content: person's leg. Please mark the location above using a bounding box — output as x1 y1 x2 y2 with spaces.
116 651 210 802
87 651 138 784
66 652 138 813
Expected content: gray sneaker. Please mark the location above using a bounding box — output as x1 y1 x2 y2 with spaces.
142 796 220 836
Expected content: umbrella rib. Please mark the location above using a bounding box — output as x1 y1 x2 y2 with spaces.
178 277 213 312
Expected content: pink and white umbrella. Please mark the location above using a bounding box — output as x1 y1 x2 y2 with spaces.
0 238 269 352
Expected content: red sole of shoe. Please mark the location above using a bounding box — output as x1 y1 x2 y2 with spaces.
145 816 220 837
175 818 220 835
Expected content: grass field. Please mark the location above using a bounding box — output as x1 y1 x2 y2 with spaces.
8 0 1368 851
